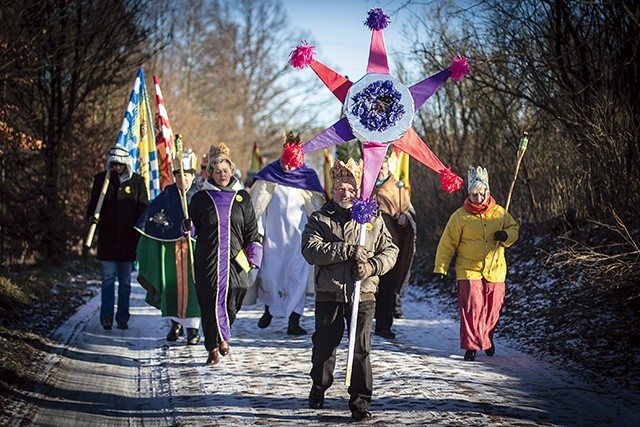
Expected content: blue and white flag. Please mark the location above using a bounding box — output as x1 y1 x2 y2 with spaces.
115 67 161 200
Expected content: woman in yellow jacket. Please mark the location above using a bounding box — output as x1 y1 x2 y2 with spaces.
434 166 519 361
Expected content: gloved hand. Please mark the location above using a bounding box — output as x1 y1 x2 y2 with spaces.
349 245 372 263
89 216 99 225
352 261 374 281
433 271 446 281
181 218 192 235
494 230 508 242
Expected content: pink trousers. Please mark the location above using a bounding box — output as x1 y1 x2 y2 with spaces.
457 279 505 350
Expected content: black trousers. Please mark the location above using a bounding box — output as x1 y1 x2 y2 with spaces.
310 300 375 412
374 273 396 332
197 284 246 352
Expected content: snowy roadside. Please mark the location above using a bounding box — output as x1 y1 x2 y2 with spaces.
3 276 640 426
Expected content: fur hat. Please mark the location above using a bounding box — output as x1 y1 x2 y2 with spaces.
173 148 197 175
281 131 304 169
331 158 362 191
207 142 236 174
467 166 489 194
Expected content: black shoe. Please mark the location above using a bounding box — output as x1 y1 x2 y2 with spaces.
464 350 477 361
116 322 128 330
101 318 112 330
375 330 396 339
258 307 272 329
166 321 183 341
351 409 372 421
287 312 307 335
186 328 200 345
485 342 495 357
308 385 325 409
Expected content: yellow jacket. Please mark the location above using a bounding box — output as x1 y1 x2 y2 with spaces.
434 203 519 282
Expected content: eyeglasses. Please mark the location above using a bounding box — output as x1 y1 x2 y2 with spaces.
111 163 125 167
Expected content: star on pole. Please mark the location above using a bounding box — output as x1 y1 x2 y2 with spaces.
289 8 469 200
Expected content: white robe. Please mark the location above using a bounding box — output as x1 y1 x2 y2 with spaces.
252 181 322 317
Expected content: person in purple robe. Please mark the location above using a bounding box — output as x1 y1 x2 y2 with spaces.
188 143 262 366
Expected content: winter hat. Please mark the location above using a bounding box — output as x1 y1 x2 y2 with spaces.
106 146 133 180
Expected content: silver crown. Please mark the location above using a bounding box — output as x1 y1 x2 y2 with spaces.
467 166 489 192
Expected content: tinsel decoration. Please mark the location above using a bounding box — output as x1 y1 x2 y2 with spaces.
440 168 464 193
364 8 390 31
289 42 316 69
350 80 405 132
351 198 378 224
450 56 470 82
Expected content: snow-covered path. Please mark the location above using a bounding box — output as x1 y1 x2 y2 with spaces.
5 278 639 426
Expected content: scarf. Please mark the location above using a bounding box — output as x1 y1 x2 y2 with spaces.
463 195 496 215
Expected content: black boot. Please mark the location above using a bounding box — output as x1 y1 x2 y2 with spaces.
166 320 183 341
287 312 307 335
186 328 200 345
258 306 272 329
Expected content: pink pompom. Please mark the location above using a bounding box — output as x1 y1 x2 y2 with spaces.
440 168 464 193
289 42 315 70
450 56 470 82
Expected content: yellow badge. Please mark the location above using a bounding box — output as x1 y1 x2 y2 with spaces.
366 222 373 231
125 186 131 194
235 194 243 203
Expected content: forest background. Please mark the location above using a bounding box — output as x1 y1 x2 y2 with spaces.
1 0 638 284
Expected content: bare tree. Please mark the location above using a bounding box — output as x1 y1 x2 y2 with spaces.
0 0 160 263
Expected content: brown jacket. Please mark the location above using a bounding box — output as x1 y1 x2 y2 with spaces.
301 201 399 303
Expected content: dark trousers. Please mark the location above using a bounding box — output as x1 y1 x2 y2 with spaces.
197 284 247 352
310 300 375 412
374 274 396 332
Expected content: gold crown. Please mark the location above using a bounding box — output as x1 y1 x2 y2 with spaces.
331 159 362 188
283 130 302 147
208 142 235 170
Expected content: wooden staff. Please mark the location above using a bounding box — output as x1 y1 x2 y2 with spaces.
488 131 529 273
174 134 195 280
85 169 111 248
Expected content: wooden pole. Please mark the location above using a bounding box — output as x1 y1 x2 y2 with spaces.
85 169 111 248
487 131 529 273
174 134 196 280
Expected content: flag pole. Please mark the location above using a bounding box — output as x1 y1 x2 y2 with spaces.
85 169 111 248
488 131 529 273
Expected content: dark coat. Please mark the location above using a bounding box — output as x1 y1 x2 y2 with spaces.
87 170 149 261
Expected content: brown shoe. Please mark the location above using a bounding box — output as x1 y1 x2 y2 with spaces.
206 348 220 365
219 340 230 356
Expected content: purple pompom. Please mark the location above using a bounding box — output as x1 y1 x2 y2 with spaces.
364 8 390 31
351 198 378 224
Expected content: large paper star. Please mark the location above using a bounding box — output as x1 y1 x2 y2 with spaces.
289 8 469 200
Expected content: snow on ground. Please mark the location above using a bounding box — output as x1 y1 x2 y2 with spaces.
4 276 640 426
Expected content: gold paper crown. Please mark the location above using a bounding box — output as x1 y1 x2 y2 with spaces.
208 142 235 170
467 166 489 192
331 159 362 188
174 148 197 173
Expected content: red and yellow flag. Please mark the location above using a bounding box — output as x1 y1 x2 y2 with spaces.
153 75 175 190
